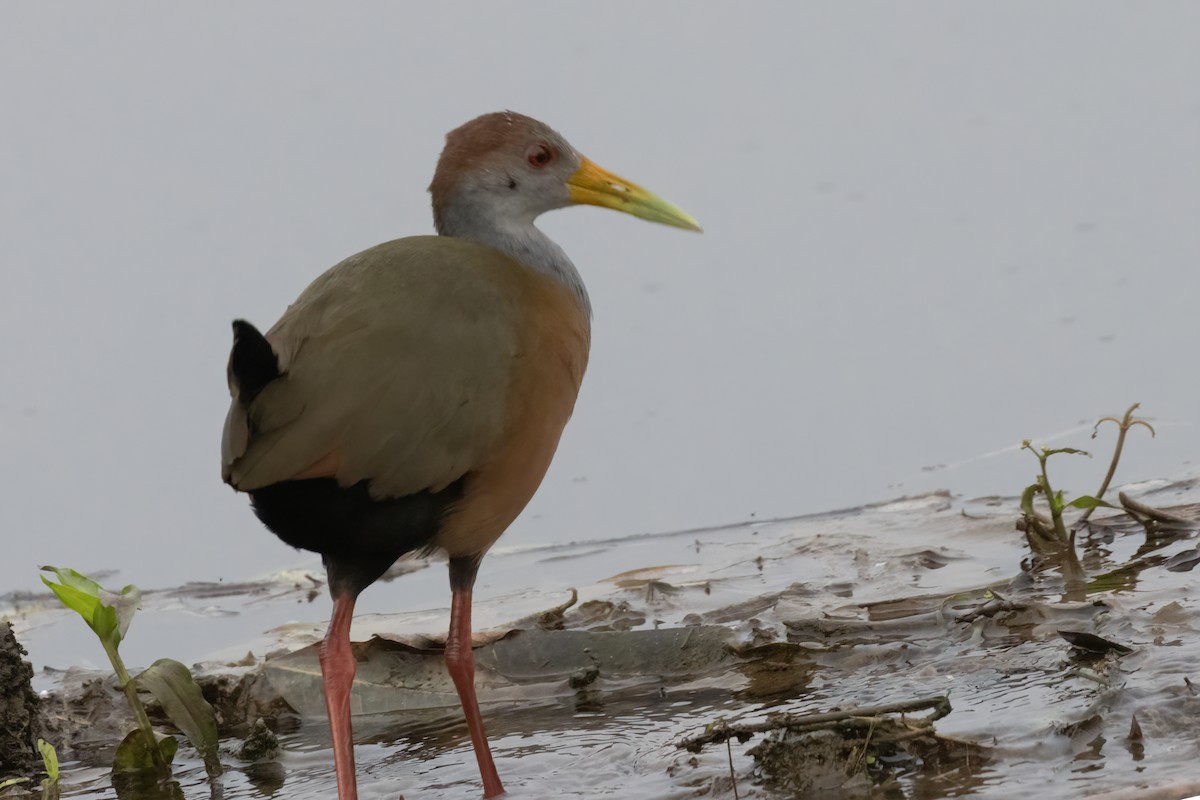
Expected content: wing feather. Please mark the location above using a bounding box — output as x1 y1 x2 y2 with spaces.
222 236 523 498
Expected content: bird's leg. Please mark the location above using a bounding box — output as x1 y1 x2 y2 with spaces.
319 592 359 800
446 556 505 798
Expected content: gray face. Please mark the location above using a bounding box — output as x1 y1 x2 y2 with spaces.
467 125 583 222
431 112 584 226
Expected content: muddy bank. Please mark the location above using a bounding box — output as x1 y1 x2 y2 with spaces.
5 484 1200 798
0 623 40 775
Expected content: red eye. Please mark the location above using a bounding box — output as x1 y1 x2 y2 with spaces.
527 144 554 169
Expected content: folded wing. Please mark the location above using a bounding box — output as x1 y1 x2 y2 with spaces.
222 236 524 499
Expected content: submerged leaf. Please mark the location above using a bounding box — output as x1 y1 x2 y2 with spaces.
0 778 30 790
1164 549 1200 573
1128 714 1143 742
113 730 177 775
1058 629 1133 656
137 659 223 778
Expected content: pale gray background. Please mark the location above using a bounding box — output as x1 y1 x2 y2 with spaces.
3 3 1199 594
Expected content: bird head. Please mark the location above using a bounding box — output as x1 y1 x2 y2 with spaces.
430 111 701 233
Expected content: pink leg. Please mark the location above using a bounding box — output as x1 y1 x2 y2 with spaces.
445 586 505 798
319 594 359 800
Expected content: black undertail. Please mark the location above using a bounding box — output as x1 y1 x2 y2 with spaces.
228 319 281 402
250 476 466 598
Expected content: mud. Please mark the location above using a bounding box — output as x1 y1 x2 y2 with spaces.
0 622 40 775
37 673 129 767
234 719 278 763
749 721 986 798
4 482 1200 798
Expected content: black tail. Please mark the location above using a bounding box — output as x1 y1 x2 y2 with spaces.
228 319 281 402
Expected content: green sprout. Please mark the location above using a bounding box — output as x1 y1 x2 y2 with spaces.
38 739 59 800
1019 443 1091 555
0 739 60 799
39 567 223 783
1019 403 1157 558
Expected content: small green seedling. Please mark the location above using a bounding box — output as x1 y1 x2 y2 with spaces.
0 739 60 799
38 739 59 800
40 567 223 782
1019 443 1092 555
38 739 58 784
1019 403 1157 558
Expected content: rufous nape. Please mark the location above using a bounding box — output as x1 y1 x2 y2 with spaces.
220 111 700 799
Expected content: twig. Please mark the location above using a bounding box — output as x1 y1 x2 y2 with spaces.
955 592 1028 624
726 736 740 800
679 695 951 752
849 715 879 775
1117 493 1195 527
506 588 578 629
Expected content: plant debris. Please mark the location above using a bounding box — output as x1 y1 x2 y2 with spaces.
1058 630 1133 656
739 697 983 796
678 695 952 752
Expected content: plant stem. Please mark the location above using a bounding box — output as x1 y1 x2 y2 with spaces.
1079 420 1131 526
1079 403 1154 525
1039 457 1069 546
102 642 170 778
1061 548 1087 603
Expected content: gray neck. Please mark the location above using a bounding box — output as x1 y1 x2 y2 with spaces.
435 201 593 320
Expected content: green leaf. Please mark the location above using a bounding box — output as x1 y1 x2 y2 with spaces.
40 567 140 650
0 777 31 790
37 739 58 782
113 730 177 775
1051 489 1065 513
1067 495 1120 510
137 659 223 778
1042 447 1091 458
41 577 102 627
40 565 104 595
102 586 141 642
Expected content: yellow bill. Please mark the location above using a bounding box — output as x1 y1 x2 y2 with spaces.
567 157 702 232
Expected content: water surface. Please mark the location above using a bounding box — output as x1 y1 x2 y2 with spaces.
2 4 1200 593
